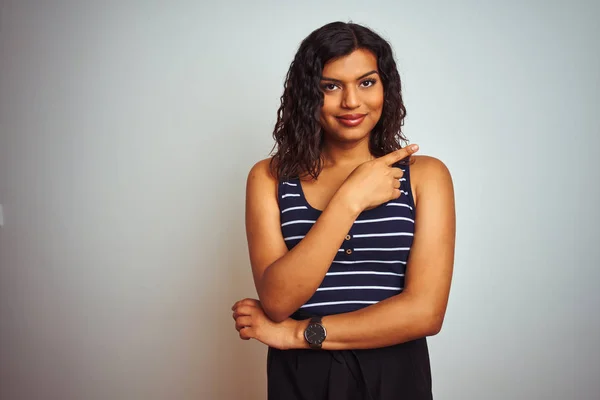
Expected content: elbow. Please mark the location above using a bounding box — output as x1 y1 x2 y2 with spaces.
257 281 304 323
425 320 443 336
259 298 293 323
265 310 290 324
256 274 296 323
406 294 445 337
423 312 445 336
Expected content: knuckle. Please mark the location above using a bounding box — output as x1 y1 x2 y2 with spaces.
240 306 252 315
243 298 257 306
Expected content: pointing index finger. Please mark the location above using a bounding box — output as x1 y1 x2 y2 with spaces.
381 144 419 165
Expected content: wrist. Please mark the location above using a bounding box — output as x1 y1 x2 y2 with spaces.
330 189 363 217
292 319 310 349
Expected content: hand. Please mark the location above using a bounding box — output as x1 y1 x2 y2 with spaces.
340 144 419 212
231 298 301 350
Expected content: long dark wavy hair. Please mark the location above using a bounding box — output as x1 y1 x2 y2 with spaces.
270 21 408 180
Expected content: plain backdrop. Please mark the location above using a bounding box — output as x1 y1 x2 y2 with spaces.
0 1 598 399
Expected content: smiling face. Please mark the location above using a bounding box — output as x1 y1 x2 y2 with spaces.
318 48 384 146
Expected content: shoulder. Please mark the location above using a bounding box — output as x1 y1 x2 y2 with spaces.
409 155 452 181
408 155 454 205
248 157 277 183
246 157 279 197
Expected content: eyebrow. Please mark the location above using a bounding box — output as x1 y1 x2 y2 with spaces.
320 70 379 83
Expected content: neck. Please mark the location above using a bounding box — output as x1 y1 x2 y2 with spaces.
320 136 374 169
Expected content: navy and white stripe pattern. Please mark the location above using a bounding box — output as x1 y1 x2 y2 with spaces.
278 162 416 316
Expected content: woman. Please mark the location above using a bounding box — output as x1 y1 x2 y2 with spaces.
231 21 455 400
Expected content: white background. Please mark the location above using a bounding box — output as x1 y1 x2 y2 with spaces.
1 1 598 399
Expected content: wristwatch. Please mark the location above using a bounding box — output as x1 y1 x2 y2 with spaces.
303 316 327 349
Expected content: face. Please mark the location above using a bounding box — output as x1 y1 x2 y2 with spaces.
318 48 384 145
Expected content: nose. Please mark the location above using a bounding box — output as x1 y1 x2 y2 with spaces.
341 87 360 109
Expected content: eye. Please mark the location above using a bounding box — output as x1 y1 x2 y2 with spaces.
321 83 339 92
360 79 377 88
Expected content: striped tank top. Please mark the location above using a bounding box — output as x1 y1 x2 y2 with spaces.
278 162 415 316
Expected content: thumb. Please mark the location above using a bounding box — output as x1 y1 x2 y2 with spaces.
381 144 419 165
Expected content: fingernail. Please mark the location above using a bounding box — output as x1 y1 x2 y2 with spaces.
411 144 419 152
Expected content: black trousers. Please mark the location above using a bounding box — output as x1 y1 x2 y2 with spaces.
267 337 433 400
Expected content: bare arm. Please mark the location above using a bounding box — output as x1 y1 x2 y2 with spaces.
246 146 418 322
245 159 359 322
288 156 456 349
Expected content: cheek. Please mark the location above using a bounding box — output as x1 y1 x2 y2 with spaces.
368 88 385 111
364 93 384 128
321 96 336 113
319 98 338 123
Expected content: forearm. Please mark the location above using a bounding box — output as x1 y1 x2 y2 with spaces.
259 193 361 322
292 293 441 350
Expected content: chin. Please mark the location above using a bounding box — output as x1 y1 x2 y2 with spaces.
339 120 378 138
328 128 371 143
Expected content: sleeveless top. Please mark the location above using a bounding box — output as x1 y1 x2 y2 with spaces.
277 161 416 316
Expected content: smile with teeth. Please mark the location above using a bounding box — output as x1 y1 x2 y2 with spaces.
336 113 367 127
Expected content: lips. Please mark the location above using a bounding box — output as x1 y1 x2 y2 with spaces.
336 113 367 127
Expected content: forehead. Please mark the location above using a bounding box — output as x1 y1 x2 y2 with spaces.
321 48 378 80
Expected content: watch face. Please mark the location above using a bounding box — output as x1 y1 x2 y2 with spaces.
304 323 326 345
